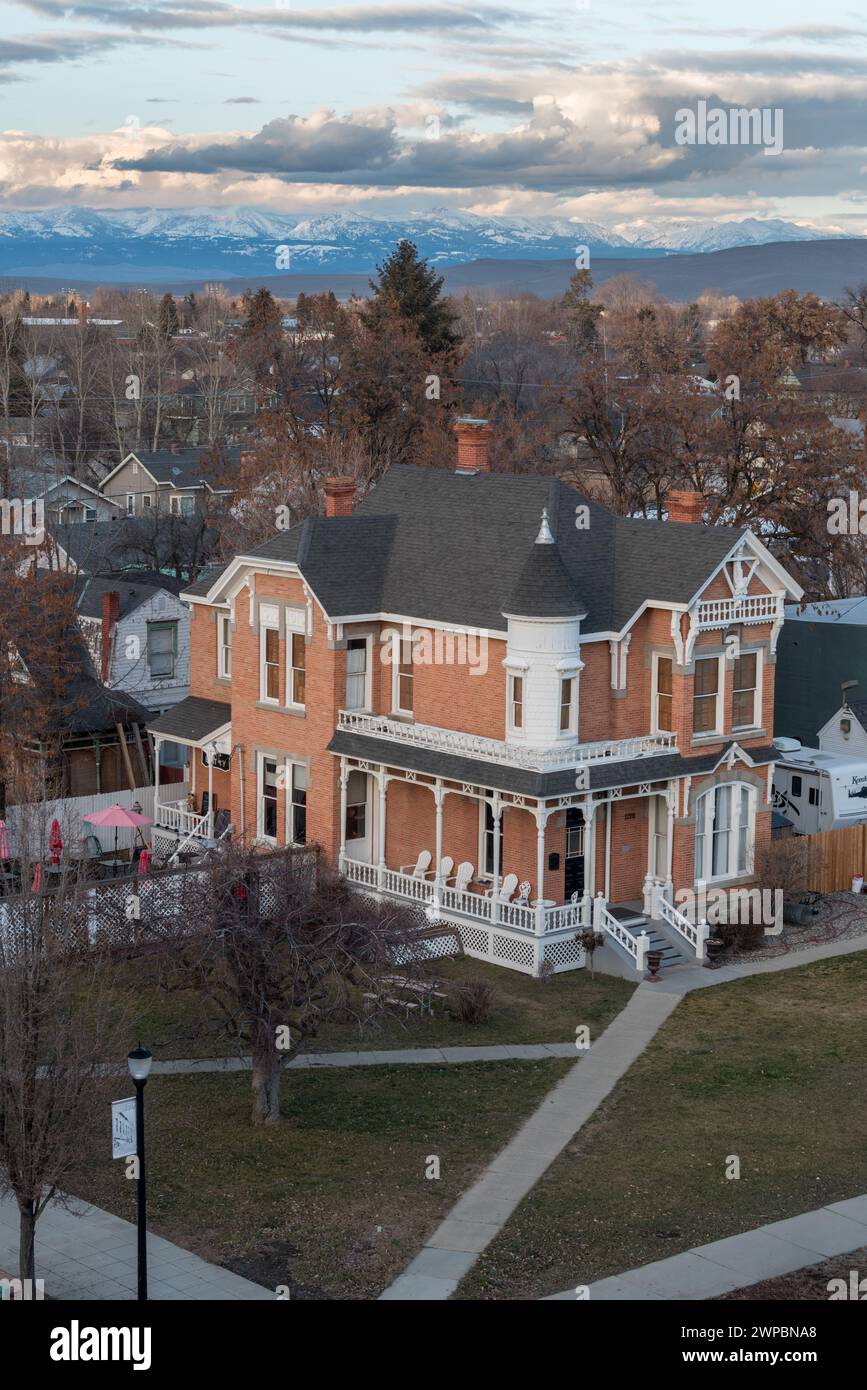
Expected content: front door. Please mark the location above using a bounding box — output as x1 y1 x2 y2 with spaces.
344 769 372 862
564 808 585 900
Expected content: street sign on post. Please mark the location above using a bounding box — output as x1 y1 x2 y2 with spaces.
112 1096 137 1159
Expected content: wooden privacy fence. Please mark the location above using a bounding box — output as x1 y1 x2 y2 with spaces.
800 823 867 893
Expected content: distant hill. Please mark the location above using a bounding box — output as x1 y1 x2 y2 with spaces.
0 206 850 286
7 238 866 304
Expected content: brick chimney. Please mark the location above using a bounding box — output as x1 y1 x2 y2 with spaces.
101 590 120 682
324 476 355 518
453 417 493 473
667 490 704 525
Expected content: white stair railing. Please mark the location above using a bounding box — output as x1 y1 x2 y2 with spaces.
593 892 648 974
649 881 709 960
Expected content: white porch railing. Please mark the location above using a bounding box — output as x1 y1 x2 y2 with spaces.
695 593 782 629
155 792 213 841
653 887 710 960
593 892 649 973
338 709 676 772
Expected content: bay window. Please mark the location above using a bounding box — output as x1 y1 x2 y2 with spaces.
695 782 754 882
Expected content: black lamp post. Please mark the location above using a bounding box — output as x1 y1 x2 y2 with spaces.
127 1045 153 1301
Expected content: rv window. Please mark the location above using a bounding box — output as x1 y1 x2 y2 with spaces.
791 775 802 797
808 787 819 806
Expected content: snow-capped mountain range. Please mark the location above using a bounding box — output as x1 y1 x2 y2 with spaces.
0 207 850 282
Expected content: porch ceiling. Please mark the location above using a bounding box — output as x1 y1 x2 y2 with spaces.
327 730 778 798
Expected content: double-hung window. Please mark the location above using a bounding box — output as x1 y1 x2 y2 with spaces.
218 614 232 679
147 621 177 679
732 652 759 730
394 635 415 714
695 783 754 882
289 633 306 707
260 606 280 703
693 656 721 735
508 674 524 731
345 638 368 711
654 656 673 732
259 757 279 842
559 677 576 733
289 763 307 843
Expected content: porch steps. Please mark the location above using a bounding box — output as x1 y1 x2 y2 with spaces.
605 906 691 970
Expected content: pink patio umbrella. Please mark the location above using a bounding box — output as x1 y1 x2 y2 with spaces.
0 819 9 863
83 803 154 866
49 818 63 865
31 862 42 893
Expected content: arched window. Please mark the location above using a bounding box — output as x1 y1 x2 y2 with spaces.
695 782 755 883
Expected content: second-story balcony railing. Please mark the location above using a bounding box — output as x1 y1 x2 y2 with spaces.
695 593 782 629
337 710 677 773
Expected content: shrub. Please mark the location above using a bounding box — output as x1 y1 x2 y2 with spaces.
451 978 496 1026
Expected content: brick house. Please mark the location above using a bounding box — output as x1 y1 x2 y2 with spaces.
146 421 802 976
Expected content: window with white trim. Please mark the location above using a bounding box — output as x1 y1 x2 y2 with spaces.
288 762 307 844
559 677 576 734
508 674 524 732
695 782 754 882
258 756 279 842
147 621 177 679
480 802 504 877
393 634 415 714
289 632 306 707
732 651 759 730
345 637 369 711
218 614 232 679
653 655 673 733
693 655 722 735
260 611 280 703
125 493 135 516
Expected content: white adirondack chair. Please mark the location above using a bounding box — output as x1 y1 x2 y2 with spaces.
514 880 532 907
400 849 432 878
447 861 474 894
486 872 519 902
433 855 454 882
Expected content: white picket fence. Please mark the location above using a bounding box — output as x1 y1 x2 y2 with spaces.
3 786 156 858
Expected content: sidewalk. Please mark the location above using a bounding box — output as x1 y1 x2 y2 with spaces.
543 1194 867 1300
0 1193 273 1301
379 987 679 1300
150 1042 578 1074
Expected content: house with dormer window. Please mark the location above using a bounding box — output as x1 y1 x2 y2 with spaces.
145 419 802 976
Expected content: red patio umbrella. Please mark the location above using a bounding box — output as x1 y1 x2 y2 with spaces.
49 818 62 865
83 803 154 865
137 849 152 876
31 862 42 893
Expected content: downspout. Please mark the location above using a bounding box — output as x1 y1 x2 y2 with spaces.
233 743 245 840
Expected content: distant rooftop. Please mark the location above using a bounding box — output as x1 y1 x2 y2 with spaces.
786 598 867 626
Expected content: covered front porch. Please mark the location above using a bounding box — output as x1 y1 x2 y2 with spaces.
335 753 702 976
147 697 234 860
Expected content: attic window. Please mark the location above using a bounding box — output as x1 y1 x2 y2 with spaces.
840 717 852 737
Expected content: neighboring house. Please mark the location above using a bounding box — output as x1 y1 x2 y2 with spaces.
146 420 802 976
772 695 867 834
74 572 190 716
98 447 240 518
40 517 219 584
774 599 867 747
16 464 121 525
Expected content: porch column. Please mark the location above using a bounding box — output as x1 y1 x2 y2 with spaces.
153 737 161 818
338 757 348 872
582 794 595 897
534 805 548 935
377 769 388 888
604 799 612 901
665 782 676 901
491 794 501 927
207 751 214 836
431 780 444 912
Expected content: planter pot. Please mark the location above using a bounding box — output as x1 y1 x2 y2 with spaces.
704 937 725 968
644 949 663 982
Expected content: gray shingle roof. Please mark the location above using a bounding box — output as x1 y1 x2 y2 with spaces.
238 466 743 634
327 730 776 799
505 536 587 619
147 696 231 742
129 447 240 491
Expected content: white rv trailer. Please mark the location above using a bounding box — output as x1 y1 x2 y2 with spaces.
772 738 867 833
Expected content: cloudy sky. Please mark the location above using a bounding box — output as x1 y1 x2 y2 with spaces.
2 0 867 229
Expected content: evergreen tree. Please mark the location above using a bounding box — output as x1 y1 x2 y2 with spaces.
364 239 461 355
562 269 602 353
158 292 179 340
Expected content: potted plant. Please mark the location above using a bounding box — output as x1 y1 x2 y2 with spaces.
704 936 725 967
644 948 663 981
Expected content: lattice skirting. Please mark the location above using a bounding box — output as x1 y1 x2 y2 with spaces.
452 920 586 976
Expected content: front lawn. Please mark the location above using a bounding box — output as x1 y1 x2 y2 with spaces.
69 1059 572 1300
112 954 633 1059
458 951 867 1300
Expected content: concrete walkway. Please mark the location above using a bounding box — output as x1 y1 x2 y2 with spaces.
150 1043 578 1074
380 927 867 1300
379 986 679 1300
0 1193 273 1301
543 1193 867 1299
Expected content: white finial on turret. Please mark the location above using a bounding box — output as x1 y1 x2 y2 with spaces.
536 507 554 544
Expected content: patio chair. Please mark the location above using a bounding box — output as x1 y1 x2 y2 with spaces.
400 849 432 878
514 881 532 907
486 872 519 902
432 855 454 882
446 861 474 894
